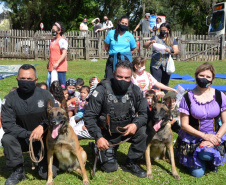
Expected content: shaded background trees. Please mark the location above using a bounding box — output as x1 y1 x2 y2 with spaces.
0 0 225 34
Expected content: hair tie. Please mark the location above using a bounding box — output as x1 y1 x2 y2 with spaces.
55 22 61 30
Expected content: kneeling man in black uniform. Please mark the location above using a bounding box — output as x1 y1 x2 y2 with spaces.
84 60 148 177
1 64 59 185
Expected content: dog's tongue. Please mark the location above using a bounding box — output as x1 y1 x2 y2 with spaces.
52 124 62 139
153 120 163 132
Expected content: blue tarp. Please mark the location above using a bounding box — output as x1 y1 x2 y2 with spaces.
170 74 195 81
0 74 16 80
215 74 226 79
0 64 37 74
173 83 226 91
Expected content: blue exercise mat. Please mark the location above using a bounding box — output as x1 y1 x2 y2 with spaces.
170 74 195 81
215 74 226 79
0 74 16 80
174 83 226 91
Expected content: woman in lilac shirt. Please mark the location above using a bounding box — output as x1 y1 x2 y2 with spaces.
175 62 226 177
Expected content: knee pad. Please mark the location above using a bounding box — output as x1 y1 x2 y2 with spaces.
198 151 214 161
99 147 118 172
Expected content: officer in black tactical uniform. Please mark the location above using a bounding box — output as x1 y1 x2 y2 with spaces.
84 60 148 177
1 64 59 185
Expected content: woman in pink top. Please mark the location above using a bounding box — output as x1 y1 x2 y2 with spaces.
47 22 68 88
131 57 177 96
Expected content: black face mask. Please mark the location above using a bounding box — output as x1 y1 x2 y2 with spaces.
104 19 108 22
160 30 168 38
18 80 36 94
196 77 212 88
118 24 128 32
112 78 131 95
52 30 57 36
83 21 87 24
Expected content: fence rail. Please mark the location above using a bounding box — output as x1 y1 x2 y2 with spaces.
0 29 225 61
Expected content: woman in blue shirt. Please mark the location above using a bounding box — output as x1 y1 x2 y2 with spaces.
143 23 179 93
104 15 137 79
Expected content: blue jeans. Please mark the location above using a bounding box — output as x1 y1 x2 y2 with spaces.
150 65 171 94
46 71 66 88
188 150 214 177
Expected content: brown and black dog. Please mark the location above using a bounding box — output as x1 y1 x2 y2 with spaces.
46 99 89 185
145 96 180 180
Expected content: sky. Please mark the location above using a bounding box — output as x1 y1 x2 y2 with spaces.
0 3 11 14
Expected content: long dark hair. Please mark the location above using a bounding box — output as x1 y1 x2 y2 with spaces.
159 23 173 46
114 15 129 41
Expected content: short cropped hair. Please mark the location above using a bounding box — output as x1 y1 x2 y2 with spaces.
115 60 133 74
18 64 37 78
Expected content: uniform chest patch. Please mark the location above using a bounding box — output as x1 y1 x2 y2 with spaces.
38 100 44 108
92 90 99 97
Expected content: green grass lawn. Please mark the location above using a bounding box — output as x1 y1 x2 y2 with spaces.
1 59 226 184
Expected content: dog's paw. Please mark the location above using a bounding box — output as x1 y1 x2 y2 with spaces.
83 180 89 185
46 181 53 185
173 174 181 180
147 173 153 179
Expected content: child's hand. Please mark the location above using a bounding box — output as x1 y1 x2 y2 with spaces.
82 125 86 130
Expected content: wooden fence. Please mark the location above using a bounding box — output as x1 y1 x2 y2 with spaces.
0 29 224 61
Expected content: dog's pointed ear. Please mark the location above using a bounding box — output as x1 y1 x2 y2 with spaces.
47 99 54 112
151 95 158 106
61 99 68 112
164 97 172 110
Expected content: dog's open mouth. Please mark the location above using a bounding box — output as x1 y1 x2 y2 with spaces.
51 124 62 139
153 120 163 132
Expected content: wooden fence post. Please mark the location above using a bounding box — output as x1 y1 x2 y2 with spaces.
177 36 181 61
139 35 144 56
34 31 38 60
180 35 186 61
84 34 89 60
98 35 102 60
220 34 225 60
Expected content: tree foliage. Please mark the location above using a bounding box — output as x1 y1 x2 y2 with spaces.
1 0 226 34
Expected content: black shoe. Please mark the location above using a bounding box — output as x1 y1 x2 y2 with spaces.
207 161 218 172
206 161 218 173
122 158 146 178
5 164 25 185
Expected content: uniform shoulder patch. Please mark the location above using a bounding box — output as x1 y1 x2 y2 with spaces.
92 90 99 97
1 98 6 105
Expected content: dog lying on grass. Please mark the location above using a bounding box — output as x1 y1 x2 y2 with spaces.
46 99 89 185
145 96 180 180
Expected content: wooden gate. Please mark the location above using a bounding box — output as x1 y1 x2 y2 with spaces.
178 34 225 61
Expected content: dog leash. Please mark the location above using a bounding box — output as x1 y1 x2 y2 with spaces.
91 126 131 178
29 138 45 164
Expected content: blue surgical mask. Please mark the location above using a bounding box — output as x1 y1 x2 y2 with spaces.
52 30 57 36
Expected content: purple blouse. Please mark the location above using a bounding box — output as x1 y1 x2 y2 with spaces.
179 90 226 133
